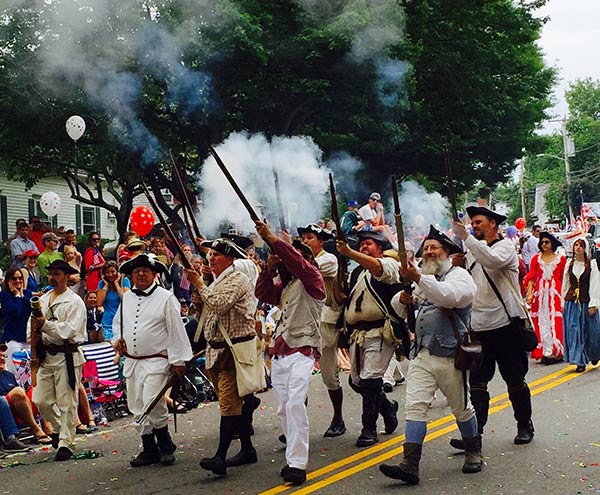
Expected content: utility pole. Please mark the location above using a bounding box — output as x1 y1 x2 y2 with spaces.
520 158 526 218
562 120 576 223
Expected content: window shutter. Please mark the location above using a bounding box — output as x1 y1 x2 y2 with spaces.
95 207 101 234
28 199 35 220
0 196 7 241
75 205 82 236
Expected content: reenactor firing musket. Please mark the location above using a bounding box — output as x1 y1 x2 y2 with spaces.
328 173 349 295
142 182 193 270
391 175 416 336
168 151 203 242
272 165 287 233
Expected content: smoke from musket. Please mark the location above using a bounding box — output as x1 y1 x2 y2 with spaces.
198 132 330 236
392 180 450 237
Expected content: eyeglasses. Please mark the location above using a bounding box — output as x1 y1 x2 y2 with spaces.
91 237 100 241
540 240 550 245
11 276 24 281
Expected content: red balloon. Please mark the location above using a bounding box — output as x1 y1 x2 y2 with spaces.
129 205 156 237
515 217 526 230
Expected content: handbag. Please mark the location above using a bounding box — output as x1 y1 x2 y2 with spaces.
217 322 266 396
444 309 482 371
480 267 539 352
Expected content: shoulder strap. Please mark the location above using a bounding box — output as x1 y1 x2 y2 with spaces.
479 266 511 320
363 273 398 323
217 320 234 347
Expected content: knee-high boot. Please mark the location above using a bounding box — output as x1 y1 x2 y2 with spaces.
379 443 422 484
200 416 238 476
356 390 381 447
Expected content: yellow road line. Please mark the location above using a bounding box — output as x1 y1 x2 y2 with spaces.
268 366 582 495
259 366 574 495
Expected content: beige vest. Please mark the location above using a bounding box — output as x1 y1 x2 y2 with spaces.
271 278 323 349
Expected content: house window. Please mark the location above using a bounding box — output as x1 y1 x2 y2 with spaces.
76 205 100 235
31 195 58 229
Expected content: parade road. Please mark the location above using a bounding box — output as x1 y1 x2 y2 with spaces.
4 361 600 495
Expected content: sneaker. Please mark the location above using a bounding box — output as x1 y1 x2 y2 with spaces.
3 438 31 453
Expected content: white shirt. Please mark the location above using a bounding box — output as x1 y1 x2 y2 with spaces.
562 259 600 308
114 283 193 376
521 235 539 266
465 236 526 331
358 204 377 222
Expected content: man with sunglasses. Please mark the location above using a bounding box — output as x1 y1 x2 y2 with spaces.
451 206 534 449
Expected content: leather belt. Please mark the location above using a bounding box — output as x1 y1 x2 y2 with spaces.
347 319 386 332
208 334 255 349
124 351 168 360
43 343 80 354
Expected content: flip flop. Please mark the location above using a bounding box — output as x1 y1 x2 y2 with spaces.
31 434 53 445
76 425 90 435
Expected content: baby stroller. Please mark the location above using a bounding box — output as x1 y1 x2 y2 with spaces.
174 353 217 409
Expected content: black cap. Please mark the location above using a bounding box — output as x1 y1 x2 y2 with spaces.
120 253 168 275
292 239 314 259
538 231 562 251
416 225 463 257
297 223 334 241
201 238 248 259
220 233 254 250
466 205 507 225
46 260 79 275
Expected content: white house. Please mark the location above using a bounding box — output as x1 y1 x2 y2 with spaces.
0 173 187 243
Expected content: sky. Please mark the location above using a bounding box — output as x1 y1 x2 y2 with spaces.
536 0 600 133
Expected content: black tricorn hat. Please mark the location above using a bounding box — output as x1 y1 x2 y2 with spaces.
297 223 334 240
466 205 507 225
538 231 562 252
120 253 168 275
220 233 254 250
416 225 463 257
46 259 79 275
357 230 387 244
201 238 248 259
292 239 314 259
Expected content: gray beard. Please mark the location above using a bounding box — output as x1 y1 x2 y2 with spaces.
421 257 452 276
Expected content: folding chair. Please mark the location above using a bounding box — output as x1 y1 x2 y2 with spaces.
81 342 129 421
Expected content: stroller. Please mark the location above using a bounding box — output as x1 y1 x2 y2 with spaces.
174 353 217 409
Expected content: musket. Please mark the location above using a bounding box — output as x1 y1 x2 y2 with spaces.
29 296 45 388
443 143 460 222
136 372 178 427
328 173 349 295
272 164 287 233
391 175 417 337
142 182 193 270
208 145 274 249
168 151 203 242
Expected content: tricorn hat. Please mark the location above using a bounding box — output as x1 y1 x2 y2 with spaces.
120 253 168 275
201 238 248 259
416 225 463 257
538 231 562 252
297 223 334 240
466 205 507 225
46 259 80 275
357 230 387 244
220 233 254 250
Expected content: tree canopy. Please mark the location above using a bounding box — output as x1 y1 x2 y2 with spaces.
0 0 556 237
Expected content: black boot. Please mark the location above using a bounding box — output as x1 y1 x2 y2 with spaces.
450 387 488 450
462 435 483 473
154 426 177 466
324 388 346 438
200 416 237 476
379 442 422 484
130 434 160 467
514 420 534 444
508 382 532 435
356 390 381 447
234 394 261 439
379 394 399 434
226 415 258 467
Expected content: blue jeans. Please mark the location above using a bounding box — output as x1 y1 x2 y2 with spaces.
0 396 19 439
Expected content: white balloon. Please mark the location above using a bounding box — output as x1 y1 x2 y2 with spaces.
414 214 425 227
40 191 61 218
65 115 86 142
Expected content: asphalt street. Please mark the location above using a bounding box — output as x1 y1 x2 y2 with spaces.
4 360 600 495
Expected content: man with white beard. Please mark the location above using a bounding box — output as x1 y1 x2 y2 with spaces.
379 226 481 484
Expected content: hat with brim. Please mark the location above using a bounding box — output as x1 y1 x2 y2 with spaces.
357 230 387 244
220 233 254 250
46 259 79 275
466 206 507 225
42 232 60 243
126 238 146 250
120 253 168 275
416 225 463 257
297 223 334 241
292 239 314 259
538 231 562 251
23 250 38 258
201 238 248 259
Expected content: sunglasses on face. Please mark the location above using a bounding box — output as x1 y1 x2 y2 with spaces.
91 237 100 241
11 276 24 281
541 240 550 245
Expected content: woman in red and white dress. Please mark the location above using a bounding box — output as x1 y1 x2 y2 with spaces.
525 231 567 364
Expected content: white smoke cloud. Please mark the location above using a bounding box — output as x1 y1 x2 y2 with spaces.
197 132 331 236
393 180 450 237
